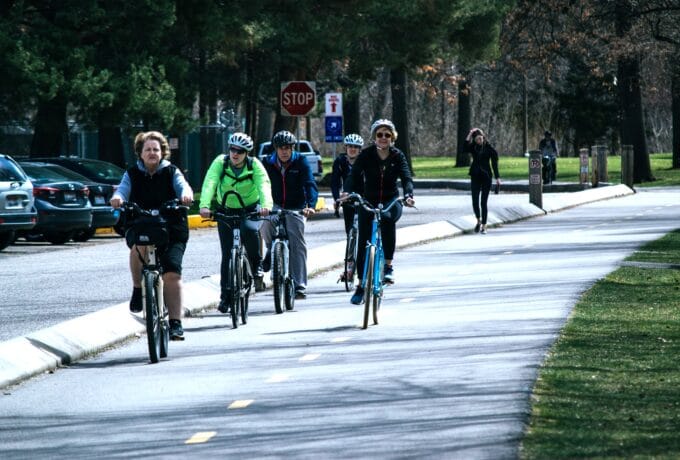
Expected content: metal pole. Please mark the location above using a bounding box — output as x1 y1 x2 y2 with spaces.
528 150 543 208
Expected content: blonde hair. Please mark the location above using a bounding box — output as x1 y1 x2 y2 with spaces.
134 131 171 160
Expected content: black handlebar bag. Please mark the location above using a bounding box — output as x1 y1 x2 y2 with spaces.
125 215 169 248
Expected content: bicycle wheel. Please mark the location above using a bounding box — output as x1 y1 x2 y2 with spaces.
284 277 295 311
240 256 251 325
362 246 375 329
144 272 161 363
229 253 239 329
158 279 169 358
344 228 357 292
373 247 384 325
272 242 285 314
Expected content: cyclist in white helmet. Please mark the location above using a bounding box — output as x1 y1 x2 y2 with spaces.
199 132 273 312
331 133 364 231
348 119 415 305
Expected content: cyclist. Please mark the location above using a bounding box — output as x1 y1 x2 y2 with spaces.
199 132 273 313
538 130 559 182
110 131 194 341
331 133 363 234
260 130 318 300
348 119 414 305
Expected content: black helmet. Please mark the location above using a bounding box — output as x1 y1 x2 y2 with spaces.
272 130 297 148
544 130 552 137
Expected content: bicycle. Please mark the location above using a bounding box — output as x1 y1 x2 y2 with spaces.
210 190 260 329
266 209 300 314
122 200 185 363
343 193 405 329
338 201 359 292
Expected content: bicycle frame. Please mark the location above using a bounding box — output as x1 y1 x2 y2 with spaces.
360 207 385 298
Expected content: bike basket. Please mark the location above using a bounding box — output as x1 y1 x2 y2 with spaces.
125 216 169 246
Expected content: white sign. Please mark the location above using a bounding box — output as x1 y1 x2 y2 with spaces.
325 92 343 116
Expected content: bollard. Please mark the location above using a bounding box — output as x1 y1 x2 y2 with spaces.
621 144 634 188
528 150 542 208
579 148 589 187
590 145 608 187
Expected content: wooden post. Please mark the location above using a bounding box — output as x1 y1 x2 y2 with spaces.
579 148 589 187
528 150 543 208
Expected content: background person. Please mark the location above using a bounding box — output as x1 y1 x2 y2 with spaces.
260 130 318 300
198 132 272 313
538 130 559 182
331 133 364 233
348 119 414 305
464 127 500 234
110 131 193 341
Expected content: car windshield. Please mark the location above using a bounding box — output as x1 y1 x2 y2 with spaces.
0 157 28 181
77 160 124 182
20 163 86 182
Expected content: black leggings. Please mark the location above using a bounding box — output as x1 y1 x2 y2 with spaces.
356 202 402 282
471 175 492 225
217 217 262 300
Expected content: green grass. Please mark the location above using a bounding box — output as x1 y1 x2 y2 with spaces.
520 230 680 459
323 153 680 185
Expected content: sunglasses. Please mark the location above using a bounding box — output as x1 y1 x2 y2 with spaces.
230 147 246 154
376 132 392 139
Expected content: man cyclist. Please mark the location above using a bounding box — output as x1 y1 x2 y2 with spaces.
348 119 414 305
110 131 193 341
260 130 318 300
539 130 559 183
199 132 272 313
331 133 363 234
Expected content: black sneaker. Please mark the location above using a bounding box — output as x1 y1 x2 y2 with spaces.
129 287 142 313
350 286 365 305
169 319 184 341
254 275 266 292
383 265 394 284
295 287 306 300
262 251 271 272
217 298 231 314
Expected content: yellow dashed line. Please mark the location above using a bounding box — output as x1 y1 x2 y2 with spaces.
299 353 320 362
228 399 254 409
185 431 217 444
266 373 289 383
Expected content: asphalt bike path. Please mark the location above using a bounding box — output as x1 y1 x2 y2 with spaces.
1 186 678 458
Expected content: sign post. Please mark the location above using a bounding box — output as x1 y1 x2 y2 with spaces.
324 92 343 158
528 150 543 208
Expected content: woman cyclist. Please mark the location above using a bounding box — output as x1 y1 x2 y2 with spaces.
348 119 414 305
110 131 194 341
199 132 272 313
331 133 363 234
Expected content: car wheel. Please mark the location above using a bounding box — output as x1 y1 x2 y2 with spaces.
43 231 74 245
72 227 96 242
0 231 15 251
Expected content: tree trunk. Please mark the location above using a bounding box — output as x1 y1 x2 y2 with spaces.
455 74 471 167
30 93 68 156
343 87 361 136
672 66 680 169
390 66 412 173
256 105 274 147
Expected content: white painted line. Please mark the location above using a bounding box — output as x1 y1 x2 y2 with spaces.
228 399 254 409
330 337 350 343
266 374 289 383
299 353 320 362
185 431 217 444
400 298 416 303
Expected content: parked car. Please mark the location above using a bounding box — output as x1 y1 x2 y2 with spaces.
257 140 323 181
16 162 93 245
0 154 37 251
29 156 125 185
20 161 118 241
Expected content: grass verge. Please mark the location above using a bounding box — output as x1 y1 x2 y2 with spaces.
520 229 680 459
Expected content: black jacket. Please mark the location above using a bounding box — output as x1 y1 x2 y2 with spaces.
349 145 413 206
330 154 353 201
262 151 318 209
465 142 500 180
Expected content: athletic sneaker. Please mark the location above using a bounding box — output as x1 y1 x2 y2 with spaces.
129 287 142 313
254 275 266 292
169 319 184 341
350 286 365 305
295 287 307 300
217 298 231 314
383 265 394 284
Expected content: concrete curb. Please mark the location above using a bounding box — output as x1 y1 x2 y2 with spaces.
0 185 635 389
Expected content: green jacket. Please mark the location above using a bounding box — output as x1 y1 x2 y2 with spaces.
199 154 273 210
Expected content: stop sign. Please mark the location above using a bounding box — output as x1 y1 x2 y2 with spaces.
280 81 317 117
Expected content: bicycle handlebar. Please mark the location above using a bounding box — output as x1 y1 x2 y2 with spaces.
339 193 407 215
121 199 189 217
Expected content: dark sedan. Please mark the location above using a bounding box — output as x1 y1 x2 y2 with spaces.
20 162 119 242
30 157 125 186
17 162 93 244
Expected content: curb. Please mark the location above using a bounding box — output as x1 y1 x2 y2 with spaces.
0 185 635 389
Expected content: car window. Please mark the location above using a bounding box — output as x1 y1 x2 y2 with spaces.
77 160 124 182
19 163 77 182
297 142 312 153
0 157 28 181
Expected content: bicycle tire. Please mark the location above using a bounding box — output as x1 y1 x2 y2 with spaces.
158 278 169 358
344 228 357 292
373 247 384 325
362 246 375 329
241 256 251 325
144 272 161 363
284 277 295 311
272 242 285 314
229 254 239 329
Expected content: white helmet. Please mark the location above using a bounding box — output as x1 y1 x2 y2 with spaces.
343 133 364 147
228 132 254 152
370 119 398 141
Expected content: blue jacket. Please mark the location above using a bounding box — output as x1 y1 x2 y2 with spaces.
262 151 318 209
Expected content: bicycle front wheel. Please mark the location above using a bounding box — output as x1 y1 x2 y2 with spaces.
241 256 251 325
229 254 239 329
344 228 357 292
158 278 169 358
362 246 375 329
144 272 161 363
272 242 285 314
373 247 384 325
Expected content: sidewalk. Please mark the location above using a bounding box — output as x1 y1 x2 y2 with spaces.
0 183 635 389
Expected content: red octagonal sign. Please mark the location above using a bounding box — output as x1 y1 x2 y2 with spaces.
280 81 317 117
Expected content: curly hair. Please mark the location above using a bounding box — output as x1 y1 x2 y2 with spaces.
134 131 171 159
